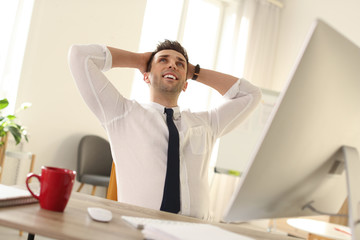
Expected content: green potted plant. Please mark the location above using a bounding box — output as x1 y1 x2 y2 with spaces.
0 98 31 184
0 98 30 146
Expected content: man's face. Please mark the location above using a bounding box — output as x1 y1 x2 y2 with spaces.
144 50 188 95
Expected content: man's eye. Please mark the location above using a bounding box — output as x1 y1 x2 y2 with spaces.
177 62 184 68
159 58 167 63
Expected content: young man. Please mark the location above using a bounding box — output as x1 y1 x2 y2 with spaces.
68 40 261 220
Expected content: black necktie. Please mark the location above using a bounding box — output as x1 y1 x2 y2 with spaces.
160 108 180 213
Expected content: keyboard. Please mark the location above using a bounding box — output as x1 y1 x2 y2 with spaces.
121 215 196 230
121 215 255 240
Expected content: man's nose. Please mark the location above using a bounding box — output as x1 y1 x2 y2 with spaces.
168 61 176 69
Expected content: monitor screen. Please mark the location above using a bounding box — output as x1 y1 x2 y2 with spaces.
223 19 360 236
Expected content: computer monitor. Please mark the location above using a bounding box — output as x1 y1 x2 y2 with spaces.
223 19 360 238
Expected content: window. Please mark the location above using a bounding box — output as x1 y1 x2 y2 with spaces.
0 0 34 113
130 0 184 104
179 0 222 111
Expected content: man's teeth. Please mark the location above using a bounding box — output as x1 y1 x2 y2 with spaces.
164 74 176 80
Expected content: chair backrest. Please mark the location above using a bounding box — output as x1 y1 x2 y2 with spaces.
77 135 113 182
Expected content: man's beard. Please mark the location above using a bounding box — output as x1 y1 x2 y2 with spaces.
152 76 184 94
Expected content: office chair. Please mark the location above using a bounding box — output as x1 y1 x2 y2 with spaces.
76 135 113 195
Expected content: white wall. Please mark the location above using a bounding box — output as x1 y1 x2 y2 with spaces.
272 0 360 91
12 0 146 194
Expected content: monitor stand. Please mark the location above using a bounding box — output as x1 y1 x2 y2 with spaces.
306 146 360 238
341 146 360 239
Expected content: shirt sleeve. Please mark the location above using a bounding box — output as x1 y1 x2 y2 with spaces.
68 44 131 125
210 78 262 137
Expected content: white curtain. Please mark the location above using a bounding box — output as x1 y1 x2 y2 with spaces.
209 0 282 222
0 0 34 113
242 0 281 89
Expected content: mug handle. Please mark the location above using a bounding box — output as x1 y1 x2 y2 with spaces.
26 173 41 200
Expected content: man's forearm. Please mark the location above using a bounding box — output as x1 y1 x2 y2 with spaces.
188 63 238 96
107 46 148 72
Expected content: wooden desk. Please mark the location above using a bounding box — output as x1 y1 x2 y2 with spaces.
0 192 297 240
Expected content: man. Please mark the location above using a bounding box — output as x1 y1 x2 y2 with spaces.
68 40 261 220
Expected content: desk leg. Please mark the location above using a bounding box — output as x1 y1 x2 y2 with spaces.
27 233 35 240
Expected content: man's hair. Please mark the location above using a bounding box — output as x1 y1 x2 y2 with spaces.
146 40 189 72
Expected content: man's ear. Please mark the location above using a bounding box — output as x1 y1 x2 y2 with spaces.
182 81 188 92
143 72 150 84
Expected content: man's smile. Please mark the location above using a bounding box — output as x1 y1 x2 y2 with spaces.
162 72 178 80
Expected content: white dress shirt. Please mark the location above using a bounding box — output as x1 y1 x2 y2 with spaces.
68 44 262 219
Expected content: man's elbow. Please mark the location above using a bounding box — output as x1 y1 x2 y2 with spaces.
68 44 84 63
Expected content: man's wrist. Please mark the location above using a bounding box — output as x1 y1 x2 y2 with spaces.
191 64 200 80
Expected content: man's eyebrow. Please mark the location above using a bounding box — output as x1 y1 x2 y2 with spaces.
158 54 186 62
176 57 186 62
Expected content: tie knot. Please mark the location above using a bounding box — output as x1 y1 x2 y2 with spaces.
164 108 174 117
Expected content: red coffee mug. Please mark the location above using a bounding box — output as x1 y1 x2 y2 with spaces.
26 166 76 212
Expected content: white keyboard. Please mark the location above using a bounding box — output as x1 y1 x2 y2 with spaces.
122 215 196 229
121 215 255 240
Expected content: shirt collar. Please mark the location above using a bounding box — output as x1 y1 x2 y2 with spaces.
147 102 181 120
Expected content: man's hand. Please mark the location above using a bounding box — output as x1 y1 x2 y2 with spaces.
138 52 152 74
187 63 195 80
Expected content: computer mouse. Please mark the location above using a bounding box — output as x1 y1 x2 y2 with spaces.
87 207 113 222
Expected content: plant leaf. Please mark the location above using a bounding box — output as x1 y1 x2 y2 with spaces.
8 126 22 145
6 115 16 120
0 98 30 145
0 99 9 110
